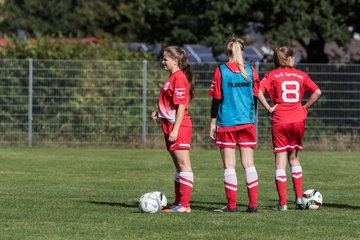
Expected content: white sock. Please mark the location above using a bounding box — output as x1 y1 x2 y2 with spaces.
224 169 237 191
275 169 286 182
245 167 258 188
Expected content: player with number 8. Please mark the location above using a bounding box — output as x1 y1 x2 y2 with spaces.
257 46 321 211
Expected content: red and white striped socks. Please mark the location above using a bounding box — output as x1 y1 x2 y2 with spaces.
224 169 237 209
245 167 258 208
178 172 193 208
291 166 303 199
275 169 287 206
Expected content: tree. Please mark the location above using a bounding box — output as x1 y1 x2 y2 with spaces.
249 0 354 63
138 0 253 55
0 0 81 36
195 0 254 55
138 0 358 62
0 0 147 41
1 0 359 63
73 0 148 40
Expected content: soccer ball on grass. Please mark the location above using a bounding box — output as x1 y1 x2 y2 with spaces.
302 189 323 210
139 192 161 213
152 191 167 208
138 191 167 213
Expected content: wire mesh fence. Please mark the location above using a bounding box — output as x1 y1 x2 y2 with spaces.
0 59 359 150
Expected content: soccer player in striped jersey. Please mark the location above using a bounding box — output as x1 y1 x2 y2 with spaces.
151 46 195 213
209 37 260 213
257 46 321 211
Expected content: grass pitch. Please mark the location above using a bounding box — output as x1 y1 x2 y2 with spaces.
0 147 359 240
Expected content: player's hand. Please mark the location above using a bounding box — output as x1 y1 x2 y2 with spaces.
268 104 278 113
169 130 178 142
209 127 216 140
151 112 158 122
209 119 217 140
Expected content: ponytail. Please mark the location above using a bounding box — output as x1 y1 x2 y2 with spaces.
224 37 249 81
273 46 295 68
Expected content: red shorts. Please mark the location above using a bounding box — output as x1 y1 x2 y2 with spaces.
215 124 256 149
161 119 192 151
272 121 305 153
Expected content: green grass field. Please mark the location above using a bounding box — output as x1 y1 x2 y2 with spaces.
0 147 359 240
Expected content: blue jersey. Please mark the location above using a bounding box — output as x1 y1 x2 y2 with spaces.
217 64 255 126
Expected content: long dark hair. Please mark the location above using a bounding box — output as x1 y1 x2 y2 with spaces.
163 46 195 101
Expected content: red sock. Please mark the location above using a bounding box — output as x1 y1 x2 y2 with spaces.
224 169 237 209
291 166 303 199
179 172 193 207
174 172 180 205
275 169 287 206
245 167 258 208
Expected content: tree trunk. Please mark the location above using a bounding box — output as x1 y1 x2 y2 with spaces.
305 39 329 63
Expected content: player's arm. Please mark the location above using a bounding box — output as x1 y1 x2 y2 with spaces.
210 98 220 140
169 104 185 142
303 89 321 110
257 90 277 113
209 67 221 140
251 65 260 113
258 75 277 113
303 75 322 110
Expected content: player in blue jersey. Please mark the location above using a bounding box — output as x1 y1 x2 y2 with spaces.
208 37 260 213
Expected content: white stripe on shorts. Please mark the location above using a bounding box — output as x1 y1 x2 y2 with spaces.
274 144 302 151
237 141 257 145
216 141 236 146
179 144 190 147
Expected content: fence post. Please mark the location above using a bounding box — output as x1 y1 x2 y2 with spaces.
28 58 33 147
142 60 148 144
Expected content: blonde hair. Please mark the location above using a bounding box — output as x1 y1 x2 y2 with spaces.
224 37 249 81
273 46 295 68
163 46 195 101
